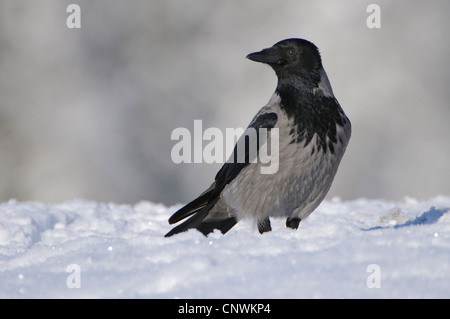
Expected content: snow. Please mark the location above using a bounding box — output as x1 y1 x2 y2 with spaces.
1 196 449 298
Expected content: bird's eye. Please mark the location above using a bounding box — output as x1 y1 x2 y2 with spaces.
288 49 296 56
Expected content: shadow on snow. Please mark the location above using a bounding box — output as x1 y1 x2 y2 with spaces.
362 206 449 231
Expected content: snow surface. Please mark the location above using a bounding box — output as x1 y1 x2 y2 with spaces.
1 196 449 298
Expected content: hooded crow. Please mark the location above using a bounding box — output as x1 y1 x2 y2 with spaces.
165 38 351 237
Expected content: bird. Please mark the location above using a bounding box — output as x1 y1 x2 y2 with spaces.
165 38 351 237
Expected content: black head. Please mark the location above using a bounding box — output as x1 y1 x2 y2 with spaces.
246 38 322 80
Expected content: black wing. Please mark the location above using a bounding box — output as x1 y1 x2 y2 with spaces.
214 112 278 192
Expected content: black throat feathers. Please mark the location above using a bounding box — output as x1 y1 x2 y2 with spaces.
276 78 348 154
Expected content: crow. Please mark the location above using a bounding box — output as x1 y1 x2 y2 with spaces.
165 38 351 237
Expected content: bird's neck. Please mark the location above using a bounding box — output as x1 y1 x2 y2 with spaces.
275 77 322 108
275 67 333 98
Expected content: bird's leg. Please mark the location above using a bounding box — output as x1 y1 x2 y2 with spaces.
286 217 301 230
258 217 272 234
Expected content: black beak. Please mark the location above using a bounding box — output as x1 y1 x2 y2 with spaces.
246 48 285 65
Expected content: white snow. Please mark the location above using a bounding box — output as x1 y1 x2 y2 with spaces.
1 196 450 298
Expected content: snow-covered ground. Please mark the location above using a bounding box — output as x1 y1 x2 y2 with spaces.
0 196 449 298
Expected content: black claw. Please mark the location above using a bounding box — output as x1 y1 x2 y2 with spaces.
286 217 301 229
258 217 272 234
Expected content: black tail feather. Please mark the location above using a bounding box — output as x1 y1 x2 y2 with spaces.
165 198 237 237
168 192 210 224
195 216 237 236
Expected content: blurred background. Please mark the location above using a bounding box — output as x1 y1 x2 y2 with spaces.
0 0 449 205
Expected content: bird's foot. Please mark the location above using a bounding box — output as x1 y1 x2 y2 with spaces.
258 217 272 234
286 217 301 230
